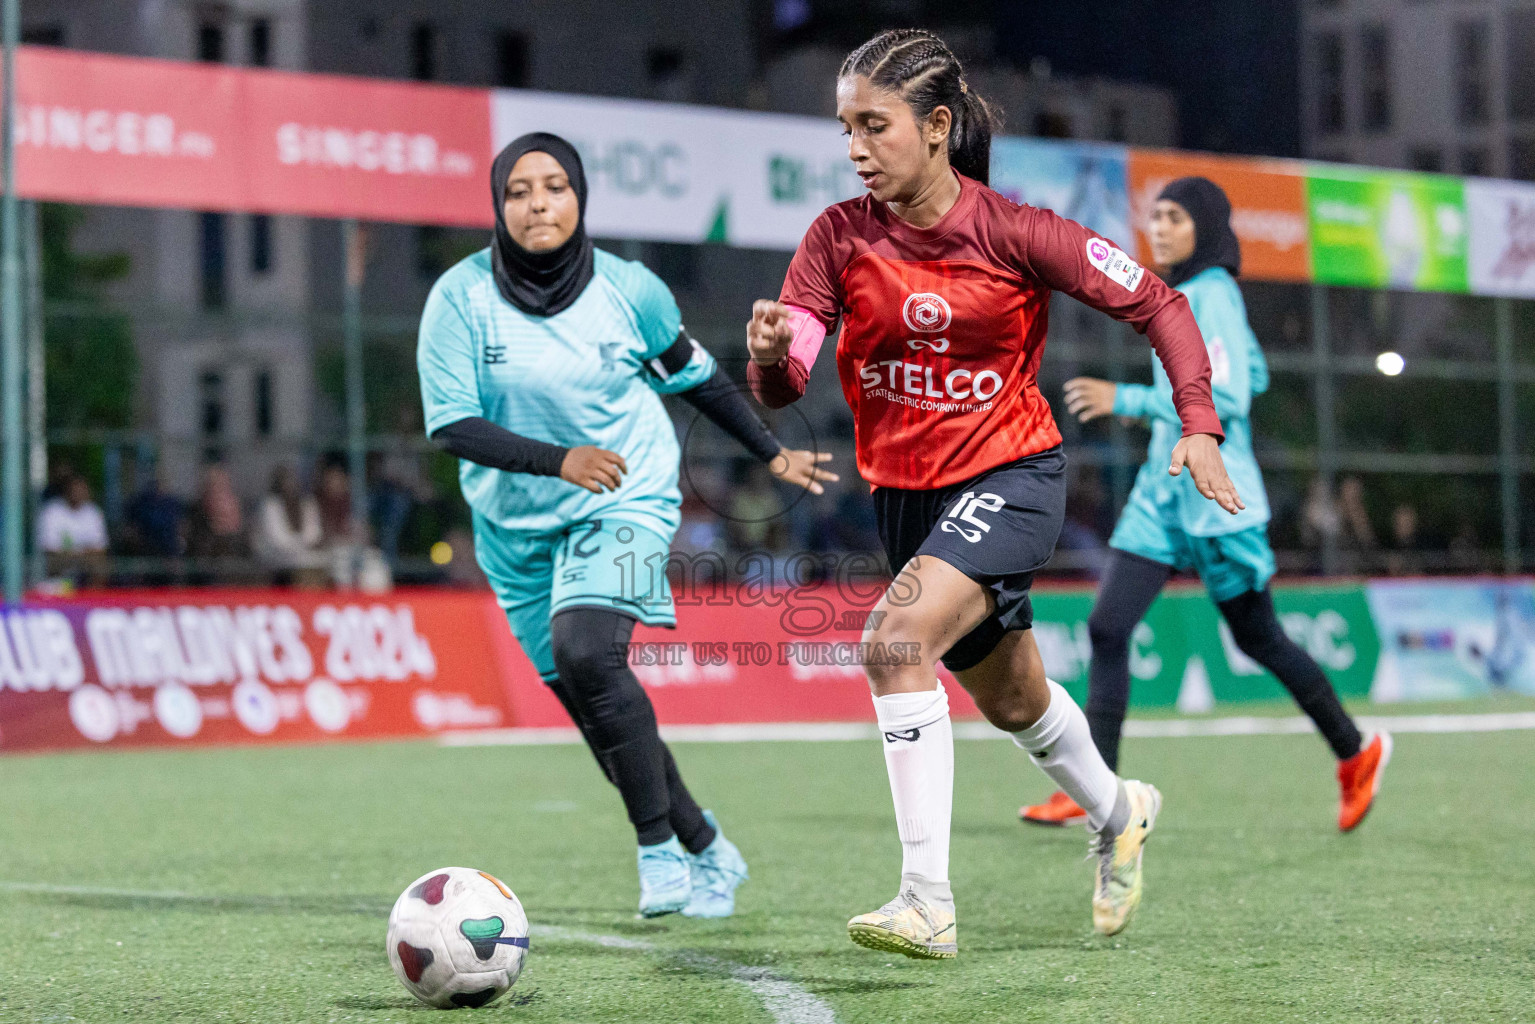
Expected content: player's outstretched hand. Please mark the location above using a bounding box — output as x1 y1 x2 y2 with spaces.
1064 377 1117 422
561 446 628 494
1169 433 1245 514
769 448 839 495
748 300 794 366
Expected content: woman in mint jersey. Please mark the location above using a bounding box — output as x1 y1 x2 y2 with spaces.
1020 177 1390 832
419 133 834 918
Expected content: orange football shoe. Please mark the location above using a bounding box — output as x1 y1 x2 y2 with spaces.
1019 790 1088 827
1337 731 1392 832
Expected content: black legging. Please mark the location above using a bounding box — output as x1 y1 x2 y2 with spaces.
1083 550 1363 771
548 607 716 851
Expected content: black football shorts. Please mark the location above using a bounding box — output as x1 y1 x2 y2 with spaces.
871 446 1067 671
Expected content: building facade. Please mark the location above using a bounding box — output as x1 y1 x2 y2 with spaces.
1300 0 1532 178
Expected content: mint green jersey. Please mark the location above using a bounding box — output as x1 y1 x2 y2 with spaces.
417 247 714 540
1112 266 1272 538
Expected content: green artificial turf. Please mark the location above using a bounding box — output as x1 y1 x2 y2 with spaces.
2 711 1532 1023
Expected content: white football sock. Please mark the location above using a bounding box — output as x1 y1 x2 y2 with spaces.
873 683 953 887
1012 679 1123 833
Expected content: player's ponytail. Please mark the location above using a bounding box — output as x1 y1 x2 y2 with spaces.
839 28 1002 185
949 86 1000 185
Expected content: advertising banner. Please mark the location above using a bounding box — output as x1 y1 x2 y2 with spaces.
8 44 1535 299
243 69 491 226
0 590 515 753
723 110 862 250
4 578 1526 751
1364 579 1535 700
992 138 1131 248
9 47 493 226
499 582 985 729
1466 178 1535 297
499 579 1381 730
490 89 857 249
1031 582 1378 710
1127 149 1311 282
1306 169 1469 291
492 89 735 244
11 46 246 211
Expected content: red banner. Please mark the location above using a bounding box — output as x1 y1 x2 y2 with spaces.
499 588 984 730
9 47 492 226
1 584 989 752
0 589 515 752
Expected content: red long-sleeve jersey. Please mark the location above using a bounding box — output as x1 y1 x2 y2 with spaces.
748 172 1222 490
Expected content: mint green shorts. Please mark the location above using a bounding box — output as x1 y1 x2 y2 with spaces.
473 513 675 681
1109 507 1276 604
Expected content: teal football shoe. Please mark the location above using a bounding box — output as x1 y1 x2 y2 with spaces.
637 836 691 917
682 811 748 918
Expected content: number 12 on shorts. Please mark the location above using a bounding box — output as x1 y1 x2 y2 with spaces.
939 491 1004 544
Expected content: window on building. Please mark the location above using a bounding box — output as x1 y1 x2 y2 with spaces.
496 31 530 87
646 46 687 99
1507 10 1535 120
199 370 225 463
1105 104 1127 142
647 47 685 83
198 22 224 62
416 226 446 280
1409 147 1443 173
1360 25 1391 131
21 24 65 46
1460 146 1491 177
250 214 273 275
410 23 436 81
200 212 226 309
1034 111 1072 139
1315 31 1345 133
1455 22 1489 125
1509 137 1535 181
250 19 272 67
200 371 225 440
254 370 274 438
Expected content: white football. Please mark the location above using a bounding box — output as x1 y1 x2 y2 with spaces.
386 866 530 1009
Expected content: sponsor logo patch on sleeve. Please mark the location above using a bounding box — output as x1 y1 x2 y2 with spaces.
1085 238 1145 292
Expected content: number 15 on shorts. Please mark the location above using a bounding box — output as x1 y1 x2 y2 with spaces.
940 491 1004 544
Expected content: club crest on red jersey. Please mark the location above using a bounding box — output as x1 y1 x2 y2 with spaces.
902 292 952 333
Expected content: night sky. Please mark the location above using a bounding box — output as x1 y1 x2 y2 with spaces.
991 1 1301 157
778 1 1302 158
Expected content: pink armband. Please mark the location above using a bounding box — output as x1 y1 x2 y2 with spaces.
746 304 824 409
786 306 827 367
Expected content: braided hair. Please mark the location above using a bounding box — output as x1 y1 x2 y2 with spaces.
839 28 1001 185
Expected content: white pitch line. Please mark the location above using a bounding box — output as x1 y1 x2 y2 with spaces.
539 925 836 1024
442 710 1535 747
0 882 837 1024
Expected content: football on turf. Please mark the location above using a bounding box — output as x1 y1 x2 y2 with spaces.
386 866 530 1008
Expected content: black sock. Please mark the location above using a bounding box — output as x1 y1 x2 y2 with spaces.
545 676 617 785
551 609 674 846
1217 589 1363 760
663 747 716 854
548 672 715 851
1084 552 1173 773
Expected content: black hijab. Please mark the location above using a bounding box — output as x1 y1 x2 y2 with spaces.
1157 176 1242 287
490 132 594 317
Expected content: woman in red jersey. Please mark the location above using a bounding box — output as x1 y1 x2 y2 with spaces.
747 29 1243 959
